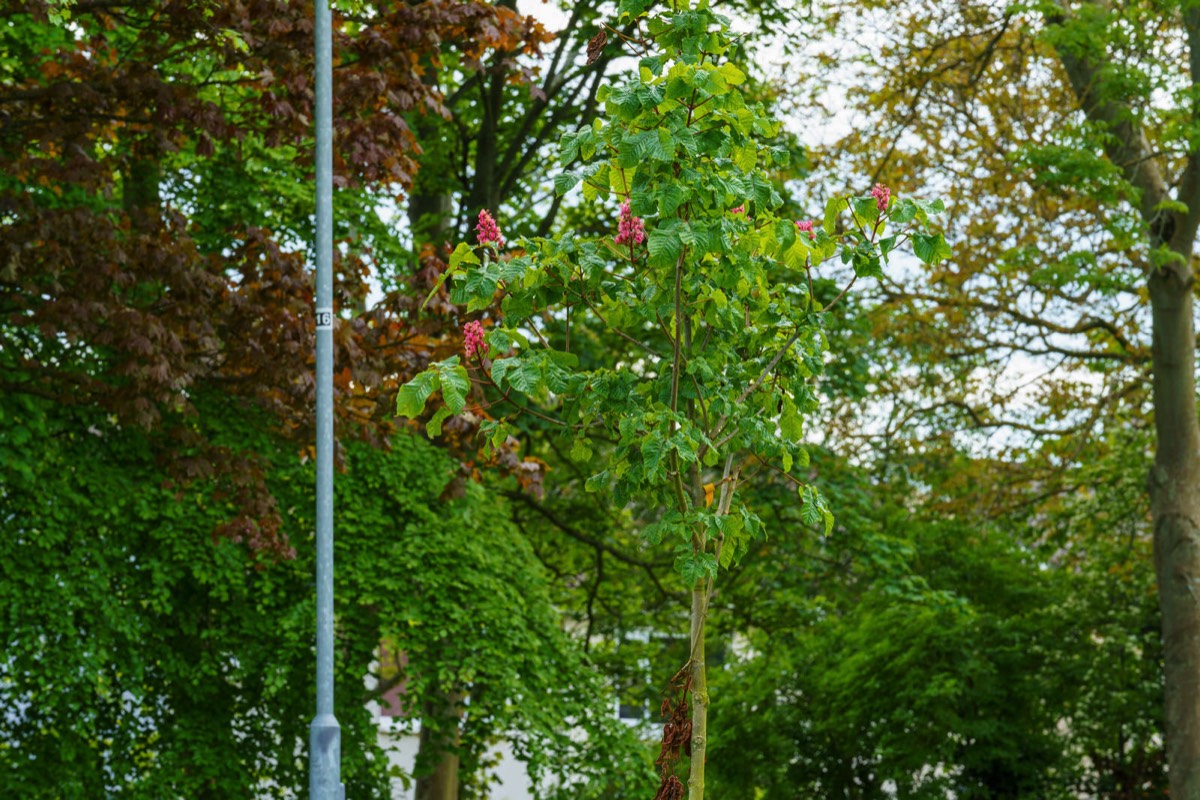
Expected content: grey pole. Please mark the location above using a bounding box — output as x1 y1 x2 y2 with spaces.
310 0 342 796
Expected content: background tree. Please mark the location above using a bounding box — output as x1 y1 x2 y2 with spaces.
701 436 1163 799
785 0 1199 792
0 388 650 797
0 1 653 796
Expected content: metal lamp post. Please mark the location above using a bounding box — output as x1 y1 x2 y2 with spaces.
310 0 343 796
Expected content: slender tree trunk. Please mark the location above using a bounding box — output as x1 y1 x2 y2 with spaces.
687 577 708 799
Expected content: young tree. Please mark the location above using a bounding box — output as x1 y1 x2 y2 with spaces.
397 2 948 795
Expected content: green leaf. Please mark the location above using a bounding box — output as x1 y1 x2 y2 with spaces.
717 62 746 86
799 484 822 527
647 226 683 269
436 360 470 414
643 510 684 545
854 197 884 227
780 396 804 441
570 438 593 463
554 170 582 196
422 242 478 309
658 184 687 216
799 484 833 534
718 536 737 569
560 129 583 166
733 142 757 172
890 198 920 225
642 437 669 481
913 231 952 266
584 470 610 493
640 54 664 76
781 236 811 271
823 196 848 234
508 359 545 394
426 406 452 437
396 370 438 419
448 241 480 271
583 165 610 201
421 267 455 309
853 251 884 279
920 197 946 215
676 547 719 586
627 130 672 162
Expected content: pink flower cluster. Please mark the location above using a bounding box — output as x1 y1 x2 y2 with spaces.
729 204 746 215
463 320 487 359
476 209 504 248
871 183 890 212
795 219 816 240
615 200 646 246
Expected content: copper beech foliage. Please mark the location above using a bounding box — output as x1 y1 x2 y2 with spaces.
0 0 550 556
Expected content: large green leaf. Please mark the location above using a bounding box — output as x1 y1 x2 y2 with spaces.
396 370 437 419
913 231 952 265
675 547 719 586
647 225 683 270
437 359 470 415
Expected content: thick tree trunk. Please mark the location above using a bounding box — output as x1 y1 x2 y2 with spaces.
1148 260 1200 800
414 744 460 800
467 72 504 217
122 144 161 233
414 691 464 800
408 188 453 249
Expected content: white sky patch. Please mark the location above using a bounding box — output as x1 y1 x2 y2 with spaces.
517 0 571 30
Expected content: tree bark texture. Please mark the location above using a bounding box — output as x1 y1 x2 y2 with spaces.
414 747 460 800
688 580 708 800
1149 264 1200 800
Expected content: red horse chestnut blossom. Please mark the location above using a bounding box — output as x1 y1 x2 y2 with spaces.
463 320 487 359
615 200 646 246
871 183 890 212
476 209 504 248
795 219 816 240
